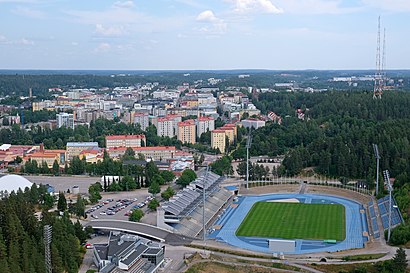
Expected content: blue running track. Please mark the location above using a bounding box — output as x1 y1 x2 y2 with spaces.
213 193 367 254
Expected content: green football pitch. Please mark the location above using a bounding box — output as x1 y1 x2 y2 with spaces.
235 202 345 241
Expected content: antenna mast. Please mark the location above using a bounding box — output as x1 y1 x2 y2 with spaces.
373 16 383 99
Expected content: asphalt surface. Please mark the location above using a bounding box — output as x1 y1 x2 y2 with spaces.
23 175 99 193
86 219 191 245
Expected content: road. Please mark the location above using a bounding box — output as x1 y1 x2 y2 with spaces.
23 175 98 193
85 219 192 245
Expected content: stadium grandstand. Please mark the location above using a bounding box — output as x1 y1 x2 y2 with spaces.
157 171 232 238
377 196 404 230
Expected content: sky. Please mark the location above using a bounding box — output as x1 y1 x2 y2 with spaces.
0 0 409 70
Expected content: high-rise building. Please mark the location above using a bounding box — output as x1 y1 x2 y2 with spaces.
157 117 175 138
177 119 196 144
211 129 226 153
133 112 149 131
196 116 215 138
56 112 74 129
105 134 146 149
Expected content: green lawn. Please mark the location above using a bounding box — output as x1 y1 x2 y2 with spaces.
236 202 345 241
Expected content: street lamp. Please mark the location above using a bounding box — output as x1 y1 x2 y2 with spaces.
373 144 381 195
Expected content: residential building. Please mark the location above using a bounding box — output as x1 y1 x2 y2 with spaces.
66 142 99 159
241 118 266 129
220 126 235 144
56 112 74 129
107 146 176 161
93 232 165 273
196 116 215 137
105 134 146 149
134 146 176 161
211 129 226 153
133 112 149 131
156 117 175 138
177 120 196 144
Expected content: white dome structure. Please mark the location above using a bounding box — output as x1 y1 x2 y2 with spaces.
0 174 33 194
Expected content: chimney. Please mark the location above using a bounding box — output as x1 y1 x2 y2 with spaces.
29 88 32 98
40 143 44 152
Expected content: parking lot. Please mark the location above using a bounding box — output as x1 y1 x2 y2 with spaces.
85 189 155 222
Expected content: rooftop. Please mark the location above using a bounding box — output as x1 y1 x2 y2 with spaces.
106 134 146 140
67 142 99 147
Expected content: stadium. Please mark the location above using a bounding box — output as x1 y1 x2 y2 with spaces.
158 172 403 255
211 193 367 254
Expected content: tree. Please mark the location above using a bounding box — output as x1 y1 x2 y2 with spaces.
236 162 247 177
392 247 407 273
176 169 197 187
88 183 102 204
52 160 60 175
148 182 160 195
122 147 136 160
152 174 165 186
148 198 160 211
74 194 86 218
161 186 175 201
145 161 159 187
160 170 175 183
211 156 232 176
57 192 67 211
129 209 144 222
43 193 55 210
15 156 23 164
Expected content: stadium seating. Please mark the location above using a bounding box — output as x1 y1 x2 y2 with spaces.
160 171 232 238
377 196 403 230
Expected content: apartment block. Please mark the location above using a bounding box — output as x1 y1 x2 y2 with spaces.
56 112 74 129
196 116 215 137
105 134 146 149
66 142 99 159
177 119 196 144
211 129 226 154
133 112 149 131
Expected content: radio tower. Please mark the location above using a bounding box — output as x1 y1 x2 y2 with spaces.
373 16 385 99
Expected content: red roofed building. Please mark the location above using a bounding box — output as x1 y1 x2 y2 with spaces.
177 119 196 144
196 116 215 137
106 134 146 149
133 146 176 161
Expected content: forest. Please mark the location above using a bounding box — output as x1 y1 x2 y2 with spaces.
0 184 90 273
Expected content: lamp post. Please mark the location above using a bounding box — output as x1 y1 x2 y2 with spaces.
373 144 381 196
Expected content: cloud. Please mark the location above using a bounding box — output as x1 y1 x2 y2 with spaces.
12 6 45 19
95 24 126 37
71 42 79 46
94 42 111 53
226 0 283 14
18 38 35 45
361 0 410 12
275 0 359 15
196 10 227 34
113 1 135 9
0 35 9 44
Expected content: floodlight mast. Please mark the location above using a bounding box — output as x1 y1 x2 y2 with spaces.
373 144 381 195
44 225 52 273
383 170 392 242
246 129 252 189
203 165 209 241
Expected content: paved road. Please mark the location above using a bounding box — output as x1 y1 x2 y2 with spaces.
85 219 192 245
23 175 99 193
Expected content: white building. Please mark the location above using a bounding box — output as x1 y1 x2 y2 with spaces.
156 117 175 138
196 116 215 137
56 112 74 129
241 119 265 129
133 112 149 131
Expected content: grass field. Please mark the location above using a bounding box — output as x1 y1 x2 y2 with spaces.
236 202 345 241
